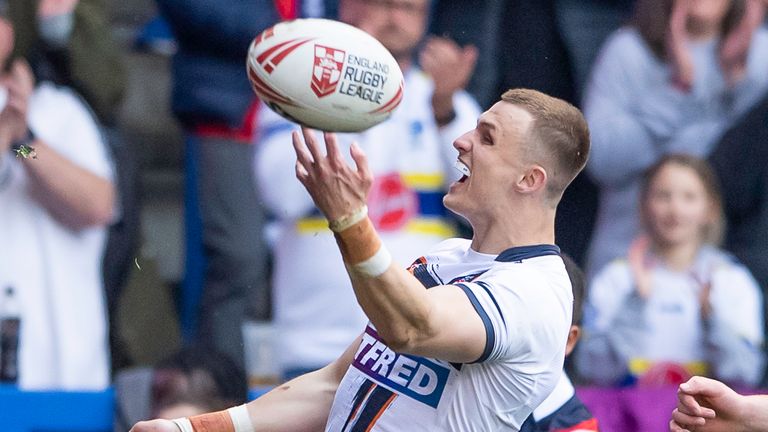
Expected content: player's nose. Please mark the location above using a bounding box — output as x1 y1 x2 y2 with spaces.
453 130 473 153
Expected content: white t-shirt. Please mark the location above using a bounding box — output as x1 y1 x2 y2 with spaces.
577 246 765 387
0 82 113 390
324 239 573 431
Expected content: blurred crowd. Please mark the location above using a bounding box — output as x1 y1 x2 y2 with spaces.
1 0 768 427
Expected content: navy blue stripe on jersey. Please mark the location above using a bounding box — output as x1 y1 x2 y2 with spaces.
456 283 495 363
349 385 397 432
341 379 377 432
496 244 560 262
476 281 506 326
413 264 441 288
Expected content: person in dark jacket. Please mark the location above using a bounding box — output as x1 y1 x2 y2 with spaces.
154 0 294 369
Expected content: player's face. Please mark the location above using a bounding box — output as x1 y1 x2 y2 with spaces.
340 0 428 61
443 102 534 220
643 163 714 249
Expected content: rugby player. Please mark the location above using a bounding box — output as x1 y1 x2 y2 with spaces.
131 88 590 432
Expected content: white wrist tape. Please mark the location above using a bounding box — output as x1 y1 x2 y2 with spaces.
171 418 194 432
329 205 368 233
351 244 392 277
227 404 255 432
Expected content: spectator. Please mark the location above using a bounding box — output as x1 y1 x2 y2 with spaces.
577 155 765 388
255 0 480 379
153 0 293 369
9 0 136 371
114 347 247 430
9 0 126 126
152 348 247 417
0 9 116 389
520 255 599 432
583 0 768 275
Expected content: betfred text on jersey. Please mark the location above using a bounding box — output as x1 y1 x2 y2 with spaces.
353 326 450 408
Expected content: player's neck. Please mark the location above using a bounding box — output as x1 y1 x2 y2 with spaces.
469 205 556 255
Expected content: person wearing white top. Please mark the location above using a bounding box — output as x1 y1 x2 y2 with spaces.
577 155 765 388
0 14 115 390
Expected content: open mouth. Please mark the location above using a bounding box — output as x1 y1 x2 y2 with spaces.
455 160 470 183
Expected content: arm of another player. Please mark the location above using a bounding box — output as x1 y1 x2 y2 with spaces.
670 376 768 432
130 334 361 432
293 127 487 364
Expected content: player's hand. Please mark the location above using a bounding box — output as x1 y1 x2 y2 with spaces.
669 376 746 432
420 36 477 122
293 127 373 222
0 60 35 153
37 0 79 17
667 0 694 92
628 236 652 299
129 419 179 432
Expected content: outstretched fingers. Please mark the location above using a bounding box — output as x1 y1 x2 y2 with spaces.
324 132 346 170
293 130 314 182
350 142 372 184
302 127 324 168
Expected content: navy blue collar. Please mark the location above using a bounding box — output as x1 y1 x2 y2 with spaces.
495 244 560 262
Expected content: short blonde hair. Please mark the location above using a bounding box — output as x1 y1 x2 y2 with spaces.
500 89 590 203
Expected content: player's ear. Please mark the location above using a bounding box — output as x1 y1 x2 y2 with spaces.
514 165 547 195
565 325 580 356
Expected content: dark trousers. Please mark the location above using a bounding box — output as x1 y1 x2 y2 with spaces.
183 134 271 369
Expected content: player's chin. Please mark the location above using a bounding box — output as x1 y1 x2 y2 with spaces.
442 192 464 214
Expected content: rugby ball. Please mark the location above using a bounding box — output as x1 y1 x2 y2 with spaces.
247 18 404 132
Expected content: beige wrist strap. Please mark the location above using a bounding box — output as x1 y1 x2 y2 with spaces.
329 205 368 233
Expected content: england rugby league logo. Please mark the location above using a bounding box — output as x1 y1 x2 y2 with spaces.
312 45 346 98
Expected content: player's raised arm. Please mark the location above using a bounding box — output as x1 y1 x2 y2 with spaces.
293 127 487 363
130 334 360 432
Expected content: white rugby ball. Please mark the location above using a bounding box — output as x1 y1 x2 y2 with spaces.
247 18 404 132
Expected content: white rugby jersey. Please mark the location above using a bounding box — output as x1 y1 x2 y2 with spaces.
325 239 573 432
255 68 481 373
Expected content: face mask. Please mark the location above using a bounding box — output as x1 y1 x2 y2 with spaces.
38 12 74 48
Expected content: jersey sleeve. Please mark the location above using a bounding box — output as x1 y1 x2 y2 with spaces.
454 265 571 364
454 280 508 363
